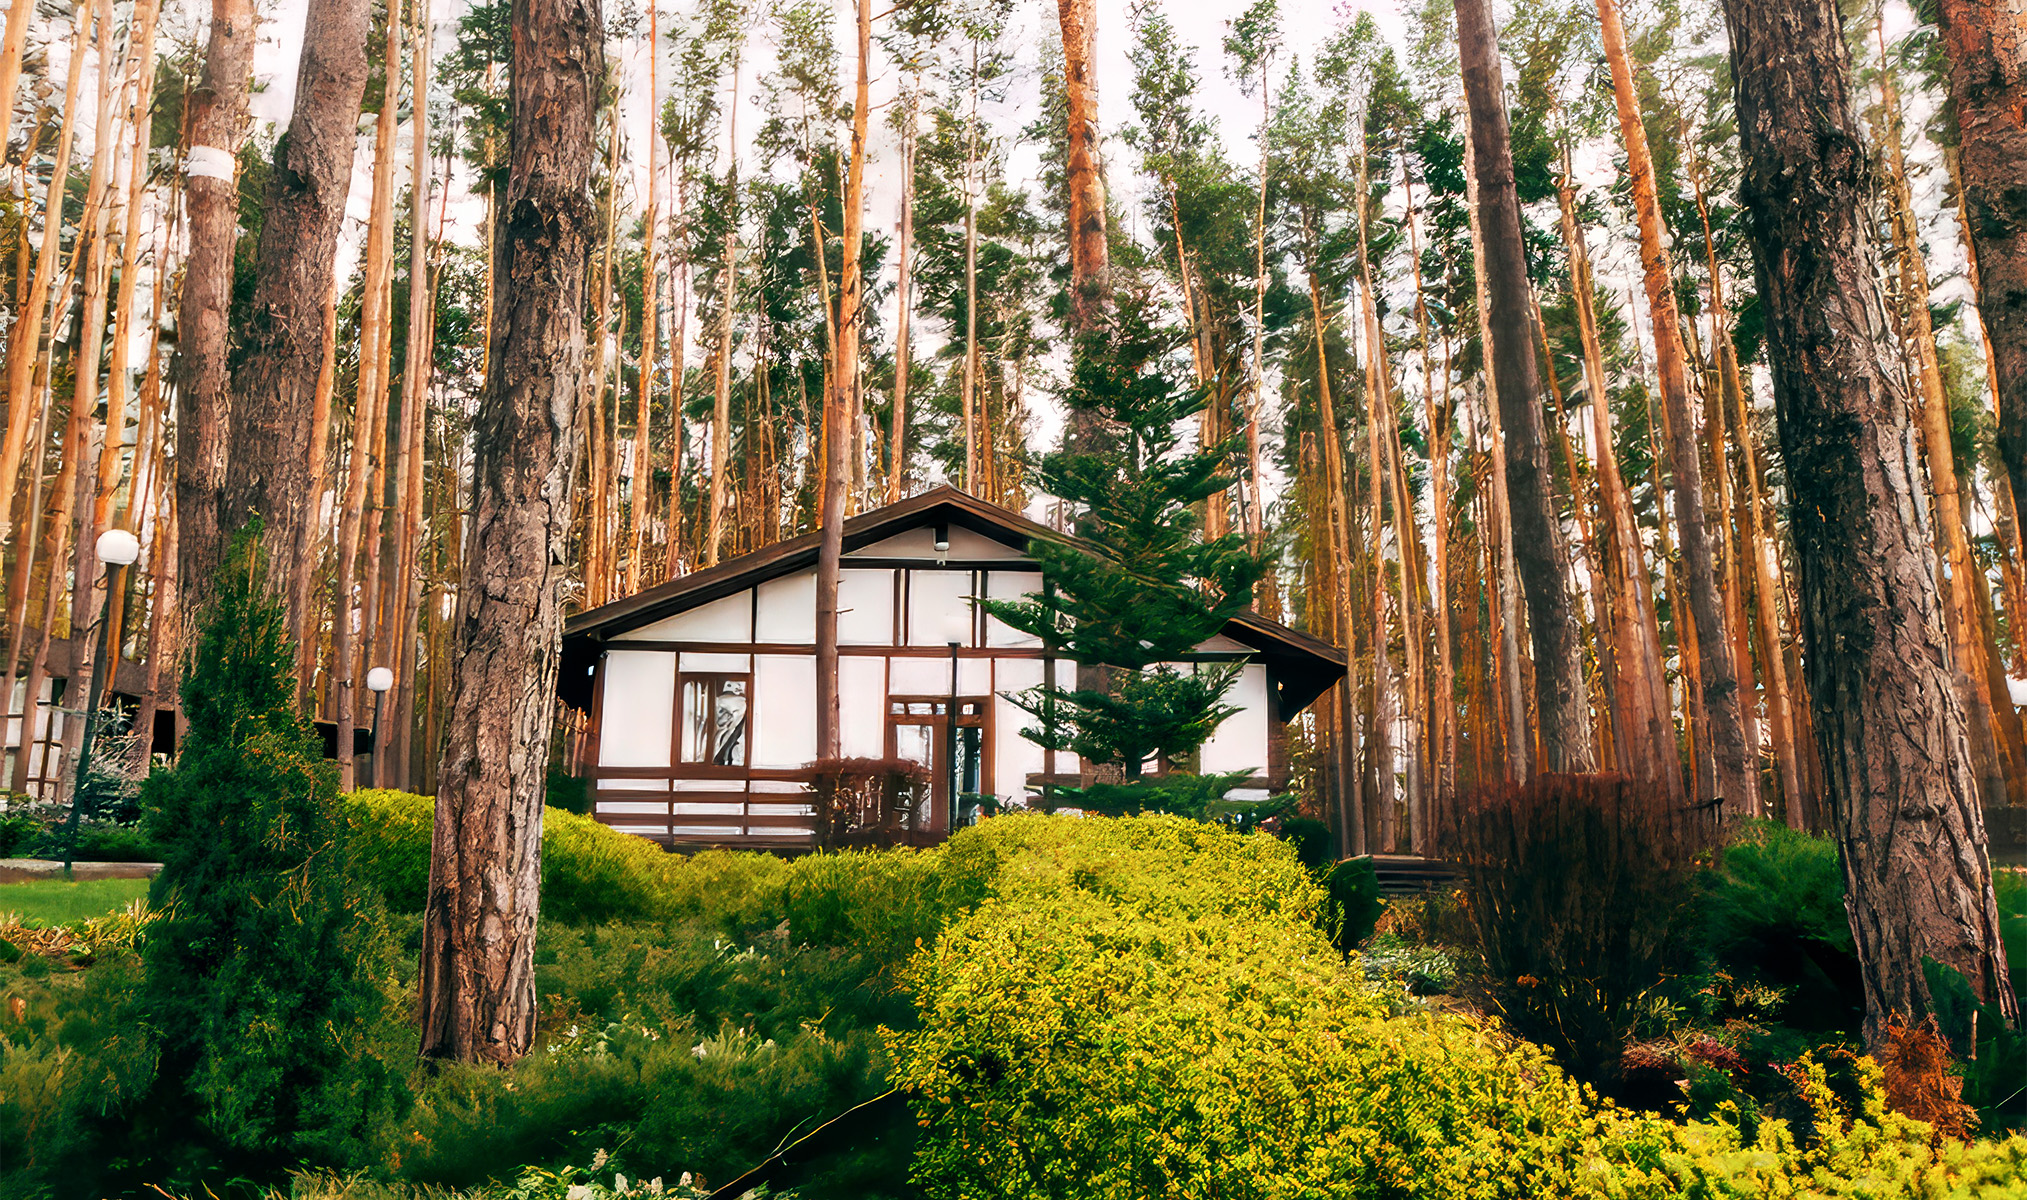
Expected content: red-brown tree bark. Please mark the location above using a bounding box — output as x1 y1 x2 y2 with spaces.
1454 0 1594 772
418 0 602 1065
173 0 257 622
1720 0 2018 1045
1934 0 2027 530
218 0 372 620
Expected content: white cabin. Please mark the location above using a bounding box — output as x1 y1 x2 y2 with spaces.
558 487 1346 850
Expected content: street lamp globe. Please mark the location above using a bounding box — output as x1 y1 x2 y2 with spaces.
366 666 395 694
96 528 141 567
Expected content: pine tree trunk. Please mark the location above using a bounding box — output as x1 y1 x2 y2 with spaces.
1875 52 2017 809
1557 175 1676 793
1458 115 1528 781
384 0 434 788
1934 0 2027 527
98 0 162 539
1456 0 1593 771
888 89 915 506
0 0 34 151
705 50 741 568
1595 0 1748 809
418 0 600 1065
1 0 88 550
586 125 618 601
219 0 371 623
172 0 257 623
1056 0 1107 336
817 0 870 762
1721 0 2018 1044
631 10 659 594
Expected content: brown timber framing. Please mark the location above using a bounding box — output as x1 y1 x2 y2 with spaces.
563 488 1347 847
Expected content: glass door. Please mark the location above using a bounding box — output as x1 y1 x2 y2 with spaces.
887 698 988 833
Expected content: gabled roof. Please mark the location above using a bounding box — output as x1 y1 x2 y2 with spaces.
560 485 1346 718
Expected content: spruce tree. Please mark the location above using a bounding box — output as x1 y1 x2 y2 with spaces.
136 523 392 1171
985 299 1265 802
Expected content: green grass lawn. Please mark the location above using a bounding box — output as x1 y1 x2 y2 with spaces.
0 877 151 926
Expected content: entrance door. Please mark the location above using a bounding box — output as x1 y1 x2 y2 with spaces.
887 697 989 833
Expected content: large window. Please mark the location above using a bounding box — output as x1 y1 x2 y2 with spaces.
681 674 750 766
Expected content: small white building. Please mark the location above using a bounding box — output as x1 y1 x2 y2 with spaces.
558 487 1346 850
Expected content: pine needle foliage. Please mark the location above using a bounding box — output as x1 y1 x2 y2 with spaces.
984 302 1265 777
135 522 395 1174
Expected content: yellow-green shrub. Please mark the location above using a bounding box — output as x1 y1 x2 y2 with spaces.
342 791 679 925
892 814 2027 1198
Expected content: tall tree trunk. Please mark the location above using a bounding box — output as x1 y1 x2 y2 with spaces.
336 36 403 792
888 85 915 505
586 124 618 599
1056 0 1107 337
630 5 659 594
704 48 741 567
1720 0 2018 1044
418 0 600 1065
1 0 88 549
172 0 257 623
1557 172 1675 793
1595 0 1748 809
1459 115 1528 781
219 0 372 619
1404 159 1457 818
97 0 162 539
1875 49 2017 808
1934 0 2027 525
817 0 870 762
384 0 435 787
961 45 980 493
1455 0 1593 771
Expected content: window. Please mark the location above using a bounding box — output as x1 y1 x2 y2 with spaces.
681 674 750 766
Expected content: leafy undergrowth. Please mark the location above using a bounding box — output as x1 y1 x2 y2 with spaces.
5 802 2026 1200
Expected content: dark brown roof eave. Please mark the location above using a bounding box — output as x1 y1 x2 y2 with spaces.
559 486 1347 716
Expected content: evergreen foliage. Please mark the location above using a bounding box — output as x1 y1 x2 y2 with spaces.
984 299 1265 779
133 525 396 1174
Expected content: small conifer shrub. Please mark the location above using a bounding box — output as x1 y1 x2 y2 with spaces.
134 523 396 1176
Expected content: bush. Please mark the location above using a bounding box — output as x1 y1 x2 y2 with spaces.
1695 818 1861 1033
1454 773 1703 1088
1321 856 1386 954
116 527 400 1191
893 813 2027 1198
343 790 681 925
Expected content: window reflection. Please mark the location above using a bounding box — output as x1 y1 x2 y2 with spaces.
682 675 749 766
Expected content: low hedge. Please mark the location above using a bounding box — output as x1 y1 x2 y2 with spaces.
342 790 681 926
892 814 2027 1198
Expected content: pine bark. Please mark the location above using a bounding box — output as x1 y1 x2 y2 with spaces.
817 0 871 762
1594 0 1748 810
1934 0 2027 526
418 0 601 1065
218 0 372 620
1455 0 1593 772
888 89 916 505
1 0 88 550
1720 0 2018 1043
172 0 257 622
704 50 741 567
1056 0 1107 336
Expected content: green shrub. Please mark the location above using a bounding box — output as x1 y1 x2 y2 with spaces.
1696 818 1862 1032
118 527 401 1191
893 813 2027 1198
1455 774 1702 1087
343 790 681 925
1322 856 1385 954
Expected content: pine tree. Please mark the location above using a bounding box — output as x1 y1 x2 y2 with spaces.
986 300 1265 791
137 524 392 1172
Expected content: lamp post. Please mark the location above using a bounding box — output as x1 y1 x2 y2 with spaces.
61 528 141 876
365 666 394 789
